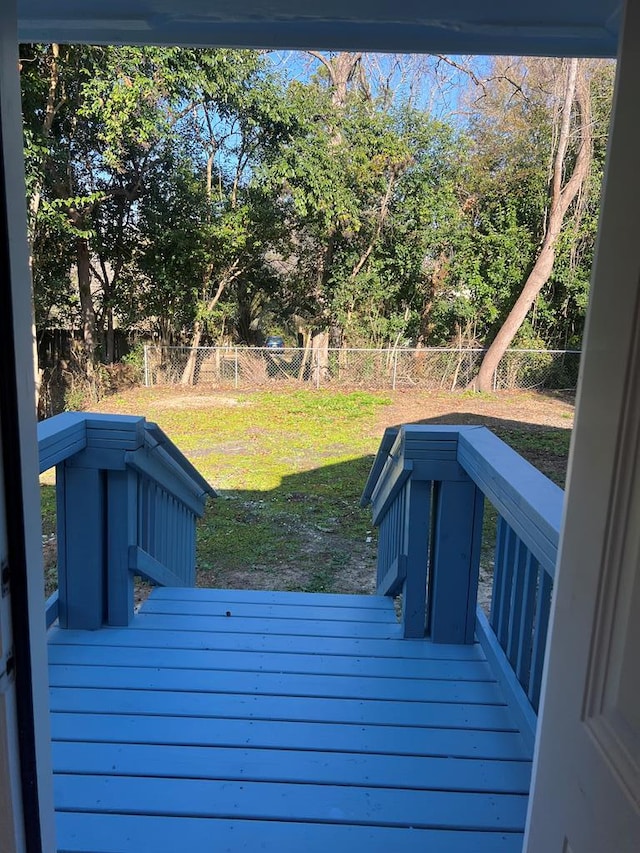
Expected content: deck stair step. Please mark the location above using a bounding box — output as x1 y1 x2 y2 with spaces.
49 587 533 852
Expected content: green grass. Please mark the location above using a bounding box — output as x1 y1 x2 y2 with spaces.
173 391 390 589
39 388 572 597
40 484 56 536
40 390 392 594
40 484 57 597
140 390 391 490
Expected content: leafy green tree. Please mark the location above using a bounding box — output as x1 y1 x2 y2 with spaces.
263 55 469 360
19 46 613 398
21 44 274 370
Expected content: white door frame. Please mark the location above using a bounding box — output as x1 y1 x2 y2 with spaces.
0 427 26 853
0 2 56 850
525 0 640 846
1 2 638 850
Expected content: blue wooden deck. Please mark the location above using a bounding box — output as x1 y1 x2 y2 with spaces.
48 587 532 852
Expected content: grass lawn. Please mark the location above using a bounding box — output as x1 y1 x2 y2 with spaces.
40 387 573 598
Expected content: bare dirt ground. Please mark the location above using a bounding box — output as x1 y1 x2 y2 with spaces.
375 388 574 431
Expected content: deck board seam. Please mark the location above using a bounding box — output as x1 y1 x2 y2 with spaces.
48 664 497 683
52 773 530 795
49 639 485 662
52 809 528 834
49 710 517 732
50 741 530 763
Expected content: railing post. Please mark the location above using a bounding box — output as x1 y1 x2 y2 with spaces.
401 479 431 638
41 414 212 632
56 464 105 630
106 469 137 626
429 480 484 643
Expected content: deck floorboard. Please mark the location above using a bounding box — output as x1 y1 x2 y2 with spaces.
49 588 532 852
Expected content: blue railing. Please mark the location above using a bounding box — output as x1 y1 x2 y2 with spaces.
362 424 563 743
38 412 215 630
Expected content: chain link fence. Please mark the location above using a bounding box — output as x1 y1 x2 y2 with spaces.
143 346 581 392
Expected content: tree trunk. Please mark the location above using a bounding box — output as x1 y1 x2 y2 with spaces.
473 59 592 392
25 43 62 410
311 329 329 387
298 330 312 380
180 320 204 386
308 51 362 110
105 307 115 364
180 263 239 385
76 237 98 375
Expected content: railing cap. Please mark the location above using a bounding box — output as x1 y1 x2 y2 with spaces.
143 422 216 498
361 424 479 507
360 426 399 507
38 413 216 503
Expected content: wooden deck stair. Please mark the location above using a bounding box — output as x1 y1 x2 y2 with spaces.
49 587 532 852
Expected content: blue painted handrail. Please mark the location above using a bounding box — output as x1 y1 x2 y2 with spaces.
363 424 563 734
38 413 215 630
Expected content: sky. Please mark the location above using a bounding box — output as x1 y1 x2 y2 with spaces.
266 50 492 125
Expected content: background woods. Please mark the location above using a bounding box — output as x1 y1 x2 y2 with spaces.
19 47 614 407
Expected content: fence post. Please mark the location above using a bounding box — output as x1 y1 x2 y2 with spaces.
316 355 320 390
493 367 498 391
144 345 150 387
392 350 398 390
234 348 239 389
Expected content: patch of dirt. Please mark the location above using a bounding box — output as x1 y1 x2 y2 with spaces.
477 567 494 616
196 520 377 598
373 389 574 434
153 394 247 409
188 443 247 457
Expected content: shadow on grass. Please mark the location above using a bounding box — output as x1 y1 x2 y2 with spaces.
196 453 379 595
195 411 571 595
40 411 571 600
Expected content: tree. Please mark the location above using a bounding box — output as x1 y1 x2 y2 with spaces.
22 45 272 372
175 59 294 382
264 53 466 363
472 58 593 391
20 46 613 401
